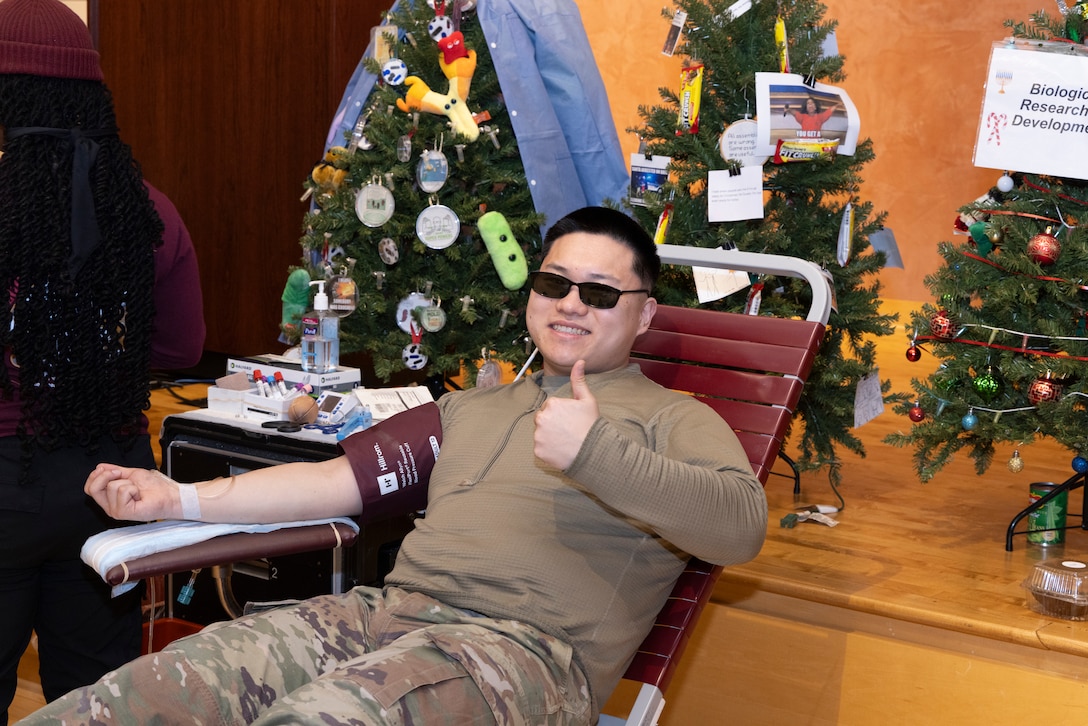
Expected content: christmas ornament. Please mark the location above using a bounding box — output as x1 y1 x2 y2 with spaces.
967 221 988 246
837 203 854 267
718 118 767 167
909 403 925 422
438 31 469 65
905 345 921 362
934 366 959 393
1027 227 1061 265
961 410 978 430
419 300 447 332
427 0 477 12
476 350 501 388
395 292 431 333
929 309 957 339
968 221 995 257
1027 371 1063 405
1073 456 1088 474
402 343 428 370
416 146 449 192
396 135 412 163
329 267 359 316
402 322 427 370
676 63 704 135
774 15 790 73
478 211 528 290
972 365 1002 402
428 16 453 41
377 237 399 265
997 173 1015 193
355 179 395 228
381 58 409 86
415 201 460 249
395 16 479 141
1007 449 1024 473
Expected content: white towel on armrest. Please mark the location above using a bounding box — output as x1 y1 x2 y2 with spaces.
82 518 360 596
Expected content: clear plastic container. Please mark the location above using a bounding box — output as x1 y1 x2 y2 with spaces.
1023 559 1088 620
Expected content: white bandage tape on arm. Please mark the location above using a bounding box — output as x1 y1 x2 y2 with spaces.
177 482 202 520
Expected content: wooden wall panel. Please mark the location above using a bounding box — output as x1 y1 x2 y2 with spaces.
90 0 384 356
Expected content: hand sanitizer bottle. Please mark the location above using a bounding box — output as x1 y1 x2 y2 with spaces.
300 280 339 373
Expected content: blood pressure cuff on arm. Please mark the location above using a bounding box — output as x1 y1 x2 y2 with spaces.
338 402 442 524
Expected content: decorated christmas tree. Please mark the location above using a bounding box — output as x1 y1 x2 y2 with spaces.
627 0 905 478
289 1 627 388
885 7 1088 483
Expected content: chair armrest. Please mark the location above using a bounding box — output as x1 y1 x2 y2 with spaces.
102 522 359 586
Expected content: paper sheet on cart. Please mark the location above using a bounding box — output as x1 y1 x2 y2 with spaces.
82 518 359 596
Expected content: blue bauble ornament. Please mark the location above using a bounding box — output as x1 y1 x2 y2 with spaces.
1073 456 1088 474
961 412 978 431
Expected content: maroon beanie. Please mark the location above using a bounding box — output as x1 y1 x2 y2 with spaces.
0 0 103 81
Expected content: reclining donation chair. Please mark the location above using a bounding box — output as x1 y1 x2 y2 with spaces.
89 245 830 726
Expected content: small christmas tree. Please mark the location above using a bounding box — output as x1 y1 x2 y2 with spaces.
628 0 905 479
294 2 543 386
885 8 1088 482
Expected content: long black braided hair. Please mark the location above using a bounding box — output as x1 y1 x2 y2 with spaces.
0 74 159 467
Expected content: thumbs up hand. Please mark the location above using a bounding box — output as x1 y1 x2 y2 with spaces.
534 360 600 471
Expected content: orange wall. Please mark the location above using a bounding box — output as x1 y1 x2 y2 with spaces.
575 1 1043 302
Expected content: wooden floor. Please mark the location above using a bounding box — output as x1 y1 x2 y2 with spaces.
13 299 1086 722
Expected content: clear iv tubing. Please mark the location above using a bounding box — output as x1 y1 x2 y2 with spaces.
513 348 539 382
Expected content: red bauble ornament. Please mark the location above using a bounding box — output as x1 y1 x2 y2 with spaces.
1027 229 1061 265
909 404 925 422
905 345 922 362
928 309 957 339
1027 373 1063 405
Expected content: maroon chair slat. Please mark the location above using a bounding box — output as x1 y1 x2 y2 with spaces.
633 330 815 381
636 359 804 411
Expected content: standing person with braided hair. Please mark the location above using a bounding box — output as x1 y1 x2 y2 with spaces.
0 0 205 720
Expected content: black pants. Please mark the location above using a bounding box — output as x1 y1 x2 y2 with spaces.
0 435 154 725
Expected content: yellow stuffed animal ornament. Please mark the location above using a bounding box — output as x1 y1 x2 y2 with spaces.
302 146 350 203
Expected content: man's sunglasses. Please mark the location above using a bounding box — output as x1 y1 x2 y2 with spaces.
527 271 650 309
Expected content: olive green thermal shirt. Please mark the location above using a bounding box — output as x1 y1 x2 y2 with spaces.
383 365 767 713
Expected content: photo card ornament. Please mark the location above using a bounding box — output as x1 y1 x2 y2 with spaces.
416 197 460 249
419 299 447 332
329 264 359 316
355 177 395 228
417 137 449 193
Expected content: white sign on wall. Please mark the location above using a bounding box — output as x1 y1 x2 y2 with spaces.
974 40 1088 181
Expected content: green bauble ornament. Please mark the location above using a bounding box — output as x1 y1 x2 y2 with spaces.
972 365 1003 402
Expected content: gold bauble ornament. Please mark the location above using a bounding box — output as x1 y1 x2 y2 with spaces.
1007 449 1024 473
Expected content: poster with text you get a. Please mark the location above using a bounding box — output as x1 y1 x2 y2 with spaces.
974 40 1088 181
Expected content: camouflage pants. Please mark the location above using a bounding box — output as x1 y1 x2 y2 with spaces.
19 586 592 725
